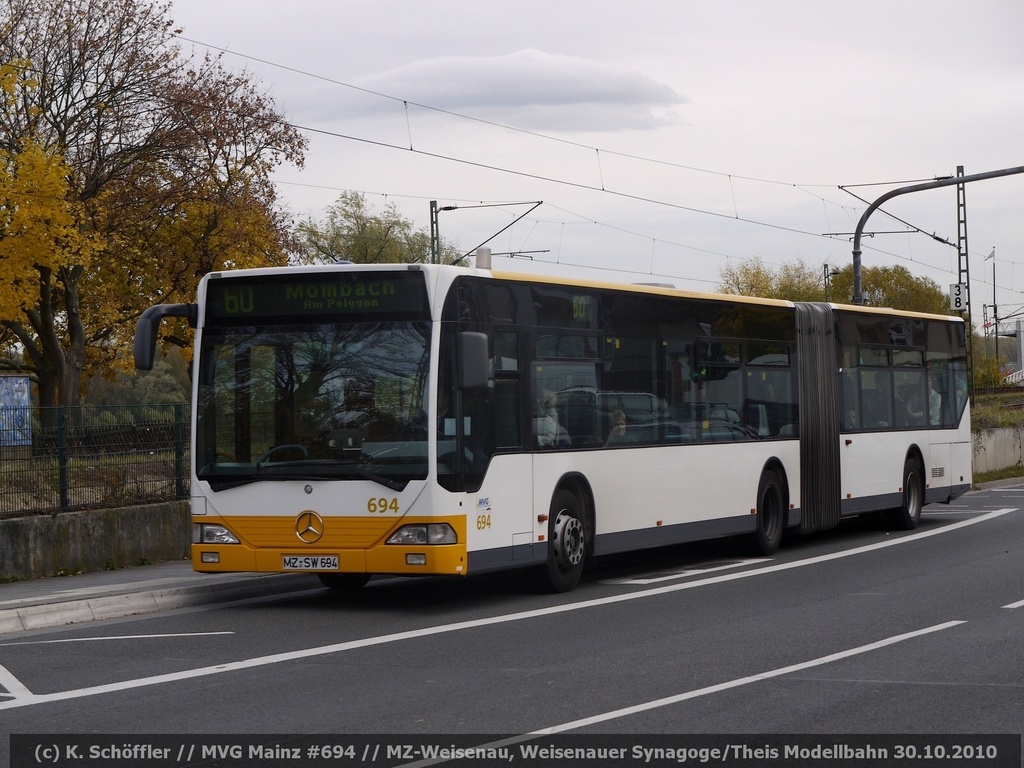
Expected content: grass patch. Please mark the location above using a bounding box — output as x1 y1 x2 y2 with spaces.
973 464 1024 485
972 392 1024 430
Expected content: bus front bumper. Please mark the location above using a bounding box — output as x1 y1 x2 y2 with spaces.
191 515 468 577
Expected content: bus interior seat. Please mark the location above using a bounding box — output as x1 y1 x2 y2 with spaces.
708 405 740 423
745 403 771 436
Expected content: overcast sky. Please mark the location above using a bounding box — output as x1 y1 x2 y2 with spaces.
169 0 1024 319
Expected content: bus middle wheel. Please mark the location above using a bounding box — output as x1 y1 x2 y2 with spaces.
751 468 784 556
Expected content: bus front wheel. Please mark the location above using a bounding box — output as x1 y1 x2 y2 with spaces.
544 490 587 593
888 455 923 530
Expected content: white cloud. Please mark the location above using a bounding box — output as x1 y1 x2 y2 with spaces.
343 49 687 132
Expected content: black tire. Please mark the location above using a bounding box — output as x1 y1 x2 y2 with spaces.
544 489 587 593
318 573 371 592
751 468 784 556
888 455 923 530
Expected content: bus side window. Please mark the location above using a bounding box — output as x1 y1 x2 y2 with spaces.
895 370 926 427
492 331 521 449
841 372 860 431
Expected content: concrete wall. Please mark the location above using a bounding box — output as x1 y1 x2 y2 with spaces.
974 427 1023 474
0 429 1019 581
0 501 189 581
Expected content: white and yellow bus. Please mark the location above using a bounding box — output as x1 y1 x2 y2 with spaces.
134 262 971 592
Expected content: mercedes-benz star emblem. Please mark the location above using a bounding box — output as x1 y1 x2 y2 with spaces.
294 510 324 544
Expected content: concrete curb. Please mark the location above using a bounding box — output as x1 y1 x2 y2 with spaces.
973 477 1024 490
0 573 321 635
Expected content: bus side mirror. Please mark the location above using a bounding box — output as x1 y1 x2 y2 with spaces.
134 303 197 370
457 331 489 389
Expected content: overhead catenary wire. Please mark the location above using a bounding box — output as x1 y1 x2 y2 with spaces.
164 36 997 288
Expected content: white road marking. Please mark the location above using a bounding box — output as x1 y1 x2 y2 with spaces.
1002 598 1024 609
601 558 769 585
532 621 965 731
395 621 968 767
0 632 233 648
0 663 32 700
0 508 1013 710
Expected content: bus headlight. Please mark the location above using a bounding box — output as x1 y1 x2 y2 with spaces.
193 523 240 544
386 524 457 545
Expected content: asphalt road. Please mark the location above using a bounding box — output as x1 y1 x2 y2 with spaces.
2 486 1022 766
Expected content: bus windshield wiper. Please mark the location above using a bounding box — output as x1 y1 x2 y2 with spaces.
207 478 256 491
324 460 406 491
254 458 406 491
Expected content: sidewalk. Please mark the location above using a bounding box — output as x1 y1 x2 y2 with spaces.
0 561 322 636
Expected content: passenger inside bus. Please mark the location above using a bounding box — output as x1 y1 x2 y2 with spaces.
901 388 926 425
534 391 568 448
928 377 942 425
605 409 628 445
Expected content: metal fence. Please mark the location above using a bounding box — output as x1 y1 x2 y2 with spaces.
0 404 189 519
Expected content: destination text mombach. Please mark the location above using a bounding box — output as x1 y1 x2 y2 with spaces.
286 280 394 300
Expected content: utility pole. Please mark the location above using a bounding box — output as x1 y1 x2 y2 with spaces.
429 200 439 264
851 164 1024 305
988 247 998 367
429 201 455 264
956 166 973 398
823 263 840 302
850 165 1024 405
430 200 543 266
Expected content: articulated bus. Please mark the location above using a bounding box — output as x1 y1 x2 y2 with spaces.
134 262 971 592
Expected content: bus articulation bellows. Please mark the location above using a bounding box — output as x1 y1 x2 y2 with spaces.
134 262 971 592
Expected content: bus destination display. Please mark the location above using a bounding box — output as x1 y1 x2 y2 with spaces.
205 272 429 321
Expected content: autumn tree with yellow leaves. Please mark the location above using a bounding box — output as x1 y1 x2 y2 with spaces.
0 62 99 409
0 138 79 322
0 0 306 407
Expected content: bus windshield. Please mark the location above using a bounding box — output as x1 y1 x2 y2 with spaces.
195 321 431 490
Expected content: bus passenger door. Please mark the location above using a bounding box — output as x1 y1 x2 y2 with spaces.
839 368 902 511
461 329 537 568
840 430 896 510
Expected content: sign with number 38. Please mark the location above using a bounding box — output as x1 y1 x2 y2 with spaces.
949 283 967 312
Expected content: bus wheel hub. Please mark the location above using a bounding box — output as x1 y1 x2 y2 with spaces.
553 511 584 568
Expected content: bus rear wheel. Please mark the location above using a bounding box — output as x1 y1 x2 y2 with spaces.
888 455 923 530
544 490 587 593
751 468 784 556
318 573 371 592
